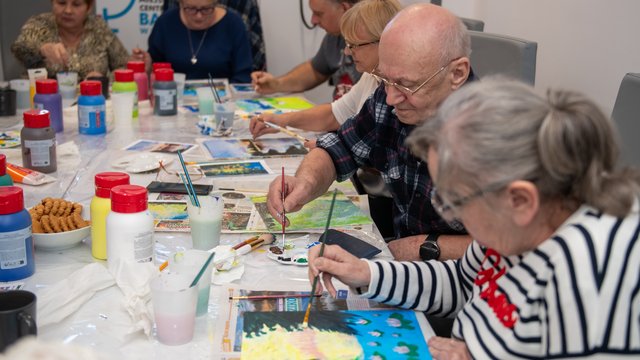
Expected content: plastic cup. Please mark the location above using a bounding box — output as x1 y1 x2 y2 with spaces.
169 249 214 316
9 79 30 110
196 87 214 115
174 73 186 104
111 92 135 125
150 272 198 346
57 72 78 100
187 195 223 251
213 102 236 136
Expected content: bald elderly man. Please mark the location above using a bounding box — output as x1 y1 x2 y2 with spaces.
266 3 476 262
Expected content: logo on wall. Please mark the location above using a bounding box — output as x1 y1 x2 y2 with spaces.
97 0 163 51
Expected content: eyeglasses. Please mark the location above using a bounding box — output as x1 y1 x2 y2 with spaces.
345 40 379 51
155 160 204 182
181 5 216 16
430 182 505 222
371 57 460 96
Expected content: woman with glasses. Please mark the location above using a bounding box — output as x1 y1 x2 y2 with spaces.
145 0 252 82
12 0 130 80
249 0 402 140
309 77 640 358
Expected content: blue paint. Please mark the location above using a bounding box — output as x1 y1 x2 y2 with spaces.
0 187 35 282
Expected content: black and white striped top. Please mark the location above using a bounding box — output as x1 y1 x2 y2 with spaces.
360 202 640 358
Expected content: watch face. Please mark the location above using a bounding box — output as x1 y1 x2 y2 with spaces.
420 241 440 261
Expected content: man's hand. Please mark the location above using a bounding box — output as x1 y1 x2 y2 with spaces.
308 244 371 297
249 113 283 139
387 235 424 261
266 174 315 226
428 337 471 360
40 43 69 67
251 71 278 94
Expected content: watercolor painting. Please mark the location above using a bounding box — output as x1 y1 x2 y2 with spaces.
261 96 314 111
241 310 430 360
231 83 257 94
197 160 271 177
183 79 230 100
148 200 257 232
124 139 196 154
200 138 307 160
251 191 372 232
0 130 20 148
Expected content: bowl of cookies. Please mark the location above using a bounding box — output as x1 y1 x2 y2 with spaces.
29 198 91 251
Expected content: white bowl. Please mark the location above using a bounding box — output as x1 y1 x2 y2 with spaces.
33 226 90 251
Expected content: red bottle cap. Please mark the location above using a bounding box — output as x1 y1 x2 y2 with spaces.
114 69 134 82
95 172 131 198
154 68 174 82
80 80 102 96
23 109 51 128
152 62 172 71
111 185 148 213
35 79 58 94
127 61 146 73
0 186 24 214
0 154 6 177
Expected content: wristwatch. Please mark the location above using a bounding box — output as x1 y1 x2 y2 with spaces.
419 234 441 261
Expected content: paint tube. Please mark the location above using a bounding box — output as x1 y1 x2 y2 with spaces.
6 162 57 186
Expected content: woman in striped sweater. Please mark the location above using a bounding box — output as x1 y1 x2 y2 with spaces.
309 78 640 359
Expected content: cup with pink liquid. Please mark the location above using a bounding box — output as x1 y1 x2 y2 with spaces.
150 272 198 345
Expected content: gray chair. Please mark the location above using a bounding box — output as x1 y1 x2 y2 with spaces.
611 73 640 168
461 17 484 32
469 30 537 85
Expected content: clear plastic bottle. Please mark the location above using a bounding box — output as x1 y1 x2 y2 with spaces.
0 186 35 281
106 185 154 270
0 154 13 186
112 69 138 118
21 109 57 173
90 172 130 260
33 79 63 132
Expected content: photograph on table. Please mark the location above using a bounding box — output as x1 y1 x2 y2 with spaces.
198 138 308 160
196 160 272 177
124 139 197 154
241 310 430 359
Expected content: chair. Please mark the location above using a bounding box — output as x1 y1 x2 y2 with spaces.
468 30 537 85
460 17 484 32
611 73 640 168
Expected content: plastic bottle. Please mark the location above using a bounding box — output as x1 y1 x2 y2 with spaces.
78 80 106 135
33 79 63 133
0 186 35 281
112 69 138 118
153 68 177 116
106 185 154 269
0 154 13 186
90 172 130 260
21 109 57 173
149 62 171 106
127 61 149 102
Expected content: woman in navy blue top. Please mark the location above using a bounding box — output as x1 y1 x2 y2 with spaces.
148 0 252 82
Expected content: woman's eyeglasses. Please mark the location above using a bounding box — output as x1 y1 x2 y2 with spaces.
430 182 505 222
155 160 204 182
345 40 379 51
181 6 216 16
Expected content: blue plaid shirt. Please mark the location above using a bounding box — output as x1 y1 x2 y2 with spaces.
317 83 472 239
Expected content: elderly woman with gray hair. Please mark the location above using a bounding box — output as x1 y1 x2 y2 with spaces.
308 77 640 359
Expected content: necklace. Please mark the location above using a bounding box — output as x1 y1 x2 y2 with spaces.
187 28 208 65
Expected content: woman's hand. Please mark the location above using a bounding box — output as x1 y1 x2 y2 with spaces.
428 337 471 360
308 244 371 297
130 48 152 72
40 43 69 66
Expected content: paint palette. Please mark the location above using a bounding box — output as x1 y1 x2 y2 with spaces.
266 238 309 266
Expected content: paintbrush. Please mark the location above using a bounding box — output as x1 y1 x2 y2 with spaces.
229 293 322 301
281 167 286 252
302 189 338 328
263 121 309 143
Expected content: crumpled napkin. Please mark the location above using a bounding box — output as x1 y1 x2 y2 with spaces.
37 262 115 327
211 245 245 285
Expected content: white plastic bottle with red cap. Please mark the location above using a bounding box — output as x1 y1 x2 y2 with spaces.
106 185 154 270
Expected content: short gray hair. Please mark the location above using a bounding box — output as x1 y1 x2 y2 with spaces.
407 77 640 217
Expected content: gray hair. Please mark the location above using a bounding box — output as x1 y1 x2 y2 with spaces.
438 16 471 65
407 77 640 217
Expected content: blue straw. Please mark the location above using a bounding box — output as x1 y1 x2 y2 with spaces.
177 150 200 207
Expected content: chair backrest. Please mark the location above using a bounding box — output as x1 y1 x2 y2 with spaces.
460 17 484 32
611 73 640 168
468 30 537 85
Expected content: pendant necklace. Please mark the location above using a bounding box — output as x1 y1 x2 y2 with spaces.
188 28 208 65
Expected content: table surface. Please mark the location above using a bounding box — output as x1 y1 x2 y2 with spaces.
0 96 433 359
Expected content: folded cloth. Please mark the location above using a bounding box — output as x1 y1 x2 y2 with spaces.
37 262 115 327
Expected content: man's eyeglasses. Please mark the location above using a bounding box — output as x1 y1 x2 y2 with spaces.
155 160 204 182
345 40 379 51
181 6 216 16
371 57 460 95
430 182 505 223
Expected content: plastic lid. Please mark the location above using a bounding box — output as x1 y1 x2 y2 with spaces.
127 61 146 73
152 62 172 71
95 172 131 198
154 68 174 82
0 154 6 176
114 69 134 82
111 185 148 213
80 80 102 96
0 186 24 214
23 109 51 128
35 79 58 94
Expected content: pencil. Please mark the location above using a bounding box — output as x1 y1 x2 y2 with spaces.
229 294 321 301
263 121 309 143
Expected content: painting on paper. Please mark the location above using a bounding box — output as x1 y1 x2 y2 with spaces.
198 160 271 177
241 310 430 360
200 138 307 160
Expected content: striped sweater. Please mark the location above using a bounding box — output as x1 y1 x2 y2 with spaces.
360 202 640 358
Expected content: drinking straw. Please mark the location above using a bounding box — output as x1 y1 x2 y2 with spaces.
302 189 338 328
177 150 200 207
190 251 215 288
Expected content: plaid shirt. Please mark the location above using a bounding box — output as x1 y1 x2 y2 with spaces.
317 83 470 239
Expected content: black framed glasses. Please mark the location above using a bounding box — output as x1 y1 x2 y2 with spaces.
430 182 505 222
181 5 216 16
371 57 460 95
345 40 379 51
